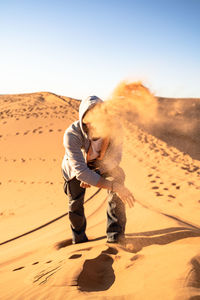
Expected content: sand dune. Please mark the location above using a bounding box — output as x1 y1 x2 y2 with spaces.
0 92 200 300
148 97 200 161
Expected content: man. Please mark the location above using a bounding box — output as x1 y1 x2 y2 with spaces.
62 95 135 244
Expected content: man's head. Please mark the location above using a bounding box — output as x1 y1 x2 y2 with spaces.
82 102 102 139
79 96 103 138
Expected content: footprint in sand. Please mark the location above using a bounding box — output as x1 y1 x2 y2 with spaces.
126 254 144 269
23 131 30 135
76 247 93 252
155 192 163 197
20 180 26 184
13 266 25 271
130 254 144 262
69 254 82 259
13 260 53 272
168 194 176 199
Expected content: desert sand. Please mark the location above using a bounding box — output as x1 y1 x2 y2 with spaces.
0 91 200 300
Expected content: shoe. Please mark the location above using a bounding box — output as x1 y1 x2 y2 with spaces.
107 239 118 244
72 237 89 245
107 234 125 244
107 237 118 243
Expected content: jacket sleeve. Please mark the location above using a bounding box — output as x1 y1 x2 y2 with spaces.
64 132 101 186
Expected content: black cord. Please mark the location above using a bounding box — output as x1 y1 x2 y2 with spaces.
0 188 101 246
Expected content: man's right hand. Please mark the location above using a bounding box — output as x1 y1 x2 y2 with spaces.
80 181 91 188
112 182 135 208
96 176 135 208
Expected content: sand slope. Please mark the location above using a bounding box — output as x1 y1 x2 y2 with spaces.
149 97 200 161
0 93 200 300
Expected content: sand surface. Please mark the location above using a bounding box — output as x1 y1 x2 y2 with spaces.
0 92 200 300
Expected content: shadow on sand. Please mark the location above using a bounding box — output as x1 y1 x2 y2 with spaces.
120 227 200 253
77 247 117 292
186 254 200 297
55 235 106 250
55 227 200 292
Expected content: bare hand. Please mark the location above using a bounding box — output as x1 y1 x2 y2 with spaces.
80 181 91 188
113 182 135 208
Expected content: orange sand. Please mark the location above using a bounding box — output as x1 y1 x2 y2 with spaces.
0 92 200 300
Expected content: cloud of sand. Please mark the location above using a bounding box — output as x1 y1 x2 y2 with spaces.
155 98 199 136
84 81 158 139
84 80 200 165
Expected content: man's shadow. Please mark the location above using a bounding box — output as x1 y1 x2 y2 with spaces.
120 226 200 253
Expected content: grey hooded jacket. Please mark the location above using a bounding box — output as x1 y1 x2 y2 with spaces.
62 95 122 185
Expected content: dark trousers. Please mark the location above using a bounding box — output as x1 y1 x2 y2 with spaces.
63 167 127 244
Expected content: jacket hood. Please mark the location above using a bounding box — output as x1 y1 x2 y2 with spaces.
79 95 103 137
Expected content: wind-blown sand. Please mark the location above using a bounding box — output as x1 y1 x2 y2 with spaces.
0 91 200 300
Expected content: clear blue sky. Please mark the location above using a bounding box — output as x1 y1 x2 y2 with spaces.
0 0 200 99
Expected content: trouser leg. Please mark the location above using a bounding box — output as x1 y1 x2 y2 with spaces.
106 191 126 241
63 177 88 244
105 167 127 242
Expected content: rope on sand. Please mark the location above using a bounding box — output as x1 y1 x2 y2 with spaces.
0 188 101 246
